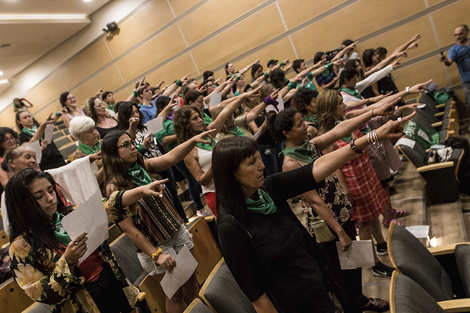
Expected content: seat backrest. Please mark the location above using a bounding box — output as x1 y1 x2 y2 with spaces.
109 233 145 285
0 278 34 313
23 302 52 313
391 272 445 313
184 298 213 313
455 244 470 297
397 136 426 168
200 259 256 313
389 224 454 301
188 217 221 285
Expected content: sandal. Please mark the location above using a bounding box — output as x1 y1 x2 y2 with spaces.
362 297 389 312
393 209 409 218
382 217 404 228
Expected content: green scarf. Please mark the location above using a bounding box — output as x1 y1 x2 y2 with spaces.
202 111 213 125
77 141 101 155
54 212 72 247
282 140 319 163
303 114 318 124
228 125 246 137
106 104 115 111
22 125 38 138
339 87 362 100
128 162 153 186
246 189 277 215
196 138 216 151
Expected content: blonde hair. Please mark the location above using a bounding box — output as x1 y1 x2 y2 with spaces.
317 90 342 135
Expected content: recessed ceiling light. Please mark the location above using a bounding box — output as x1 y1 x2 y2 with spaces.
0 71 3 76
83 0 92 2
0 79 10 85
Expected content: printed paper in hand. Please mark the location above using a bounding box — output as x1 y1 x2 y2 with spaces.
252 128 263 141
44 124 54 145
61 191 109 265
160 245 198 299
394 137 415 149
145 117 164 134
25 141 42 164
336 240 375 270
209 93 222 108
406 225 429 239
266 96 285 113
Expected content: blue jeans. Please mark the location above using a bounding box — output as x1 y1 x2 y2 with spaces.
174 160 204 210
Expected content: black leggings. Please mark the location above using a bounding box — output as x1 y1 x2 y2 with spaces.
85 262 133 313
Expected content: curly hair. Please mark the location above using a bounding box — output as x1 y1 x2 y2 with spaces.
173 106 203 143
317 89 342 135
267 108 297 142
292 88 318 116
0 127 19 156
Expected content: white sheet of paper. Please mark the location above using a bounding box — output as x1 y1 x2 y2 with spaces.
160 245 198 299
266 96 285 113
145 117 164 134
61 191 108 265
251 128 263 141
417 104 426 109
406 225 430 239
24 141 42 164
394 137 415 149
44 124 54 145
209 93 222 107
336 240 375 270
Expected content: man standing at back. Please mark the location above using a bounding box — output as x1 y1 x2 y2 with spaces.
440 24 470 107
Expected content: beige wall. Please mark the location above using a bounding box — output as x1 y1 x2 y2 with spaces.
1 0 468 127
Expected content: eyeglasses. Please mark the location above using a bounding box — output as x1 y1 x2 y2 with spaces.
117 141 135 149
2 136 15 142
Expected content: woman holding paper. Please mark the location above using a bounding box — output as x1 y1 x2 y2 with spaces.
88 97 119 139
102 129 214 313
16 110 66 170
213 116 409 312
117 101 188 223
5 168 152 313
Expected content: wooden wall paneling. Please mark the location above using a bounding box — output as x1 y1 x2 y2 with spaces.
57 40 113 90
178 0 265 46
211 69 226 82
392 57 448 91
277 0 344 30
447 62 462 87
105 0 174 57
24 74 66 114
427 0 448 8
115 24 186 84
168 0 202 17
431 0 470 48
69 66 124 106
113 88 131 103
0 109 15 128
191 4 285 71
34 102 62 123
356 16 438 64
144 53 199 87
290 0 426 59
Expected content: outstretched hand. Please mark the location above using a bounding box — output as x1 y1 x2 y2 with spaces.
140 179 169 198
407 79 432 94
375 111 416 141
192 129 216 145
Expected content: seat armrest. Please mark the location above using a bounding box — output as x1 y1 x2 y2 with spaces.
436 103 446 109
417 161 455 173
435 112 445 117
437 298 470 312
432 121 443 128
428 243 470 256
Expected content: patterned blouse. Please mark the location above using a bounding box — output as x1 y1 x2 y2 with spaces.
9 192 139 313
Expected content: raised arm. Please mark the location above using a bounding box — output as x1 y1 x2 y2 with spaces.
30 113 54 143
246 89 278 124
163 74 190 97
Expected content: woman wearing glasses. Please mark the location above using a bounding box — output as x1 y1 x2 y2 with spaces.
0 127 19 188
101 129 213 313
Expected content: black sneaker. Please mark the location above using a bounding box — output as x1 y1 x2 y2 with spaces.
376 242 388 256
372 262 394 278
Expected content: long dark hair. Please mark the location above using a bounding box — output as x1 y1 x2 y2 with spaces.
212 137 258 223
118 101 145 131
267 108 297 143
173 106 203 143
362 48 375 68
5 169 66 272
101 130 145 189
0 127 18 156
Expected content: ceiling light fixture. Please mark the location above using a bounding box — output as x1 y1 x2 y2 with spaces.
0 71 3 76
0 79 10 85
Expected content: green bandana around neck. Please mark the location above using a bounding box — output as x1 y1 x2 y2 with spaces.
128 162 153 186
196 138 216 151
339 87 362 100
246 189 277 215
282 140 319 163
106 104 115 111
54 212 72 247
22 125 38 138
77 141 101 155
202 111 212 125
303 114 318 124
228 125 246 137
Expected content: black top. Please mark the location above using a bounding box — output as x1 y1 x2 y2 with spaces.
218 163 333 313
19 132 66 171
254 110 276 146
96 124 119 139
